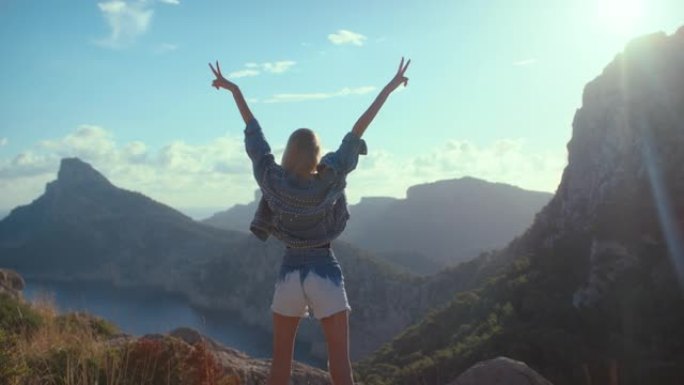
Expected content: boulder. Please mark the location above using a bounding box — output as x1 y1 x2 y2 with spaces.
165 327 331 385
449 357 552 385
0 268 25 299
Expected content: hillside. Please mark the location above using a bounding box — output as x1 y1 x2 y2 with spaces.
358 27 684 385
202 188 261 233
0 268 329 385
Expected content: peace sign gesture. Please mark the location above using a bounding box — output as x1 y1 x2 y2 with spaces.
209 60 238 93
385 57 411 93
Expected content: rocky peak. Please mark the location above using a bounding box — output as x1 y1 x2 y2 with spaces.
554 29 683 233
405 177 488 200
55 157 113 190
529 27 684 306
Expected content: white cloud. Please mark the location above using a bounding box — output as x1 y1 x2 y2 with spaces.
344 138 565 204
154 42 178 54
262 61 296 74
96 0 153 48
0 125 566 219
264 86 376 103
328 29 367 46
228 69 260 79
0 138 7 147
512 58 537 66
0 125 256 213
227 61 296 78
158 0 179 4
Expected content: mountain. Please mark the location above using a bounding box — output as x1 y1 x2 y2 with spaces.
0 158 431 360
204 177 552 274
342 177 552 266
0 157 243 282
202 188 261 232
357 27 684 385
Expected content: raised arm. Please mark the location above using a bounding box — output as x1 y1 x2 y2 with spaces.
351 57 411 138
209 61 254 124
210 61 276 184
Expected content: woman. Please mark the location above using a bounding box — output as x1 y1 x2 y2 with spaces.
209 57 410 385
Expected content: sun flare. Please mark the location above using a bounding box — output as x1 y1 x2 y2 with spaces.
597 0 645 36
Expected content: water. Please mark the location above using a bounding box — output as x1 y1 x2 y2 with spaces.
23 279 323 367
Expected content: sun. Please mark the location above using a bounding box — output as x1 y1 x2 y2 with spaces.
596 0 645 36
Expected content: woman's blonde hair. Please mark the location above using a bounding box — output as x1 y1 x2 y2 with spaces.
281 128 321 177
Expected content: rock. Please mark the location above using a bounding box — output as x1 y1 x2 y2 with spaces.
525 26 684 305
0 268 25 299
449 357 553 385
54 157 114 190
163 327 330 385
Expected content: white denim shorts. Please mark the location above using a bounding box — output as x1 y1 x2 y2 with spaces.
271 247 351 320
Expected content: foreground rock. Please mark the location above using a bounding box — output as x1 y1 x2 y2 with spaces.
0 268 24 299
449 357 552 385
143 327 331 385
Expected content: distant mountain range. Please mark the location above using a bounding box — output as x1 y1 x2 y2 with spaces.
202 189 261 233
203 178 552 274
0 158 491 360
342 178 552 267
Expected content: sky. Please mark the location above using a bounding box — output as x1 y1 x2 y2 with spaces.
0 0 682 218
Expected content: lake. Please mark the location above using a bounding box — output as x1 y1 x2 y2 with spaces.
23 279 324 367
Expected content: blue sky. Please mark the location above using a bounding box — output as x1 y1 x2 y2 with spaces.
0 0 682 218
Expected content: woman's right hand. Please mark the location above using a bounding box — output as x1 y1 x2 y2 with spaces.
209 61 238 92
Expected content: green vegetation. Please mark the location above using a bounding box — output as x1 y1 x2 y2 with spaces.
0 293 240 385
0 292 43 335
357 233 684 385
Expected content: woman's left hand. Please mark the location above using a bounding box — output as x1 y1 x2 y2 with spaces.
385 57 411 93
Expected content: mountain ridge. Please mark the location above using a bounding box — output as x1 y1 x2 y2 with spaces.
203 176 553 273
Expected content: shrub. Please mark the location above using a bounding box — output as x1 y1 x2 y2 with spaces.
0 293 43 336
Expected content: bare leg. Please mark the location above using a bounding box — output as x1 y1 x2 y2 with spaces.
268 312 301 385
321 310 354 385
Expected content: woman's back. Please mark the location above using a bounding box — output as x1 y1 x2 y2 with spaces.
244 118 368 248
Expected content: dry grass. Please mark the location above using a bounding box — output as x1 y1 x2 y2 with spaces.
0 293 240 385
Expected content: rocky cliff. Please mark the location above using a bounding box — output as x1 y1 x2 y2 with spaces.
528 27 684 306
358 27 684 385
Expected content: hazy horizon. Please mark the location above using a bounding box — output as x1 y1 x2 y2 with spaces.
1 0 682 213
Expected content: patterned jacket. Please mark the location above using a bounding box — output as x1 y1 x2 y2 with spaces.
244 118 367 248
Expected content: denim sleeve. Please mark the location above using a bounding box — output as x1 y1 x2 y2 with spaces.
244 118 276 183
319 131 368 178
